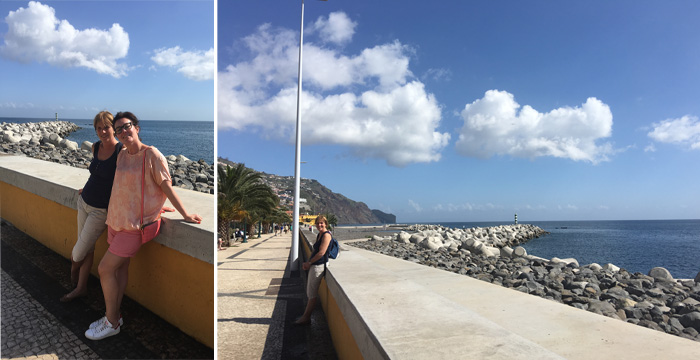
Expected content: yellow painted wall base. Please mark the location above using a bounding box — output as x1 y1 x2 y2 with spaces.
1 182 214 348
301 232 362 359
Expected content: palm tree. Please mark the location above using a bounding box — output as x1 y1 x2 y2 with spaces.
323 213 338 231
218 163 278 242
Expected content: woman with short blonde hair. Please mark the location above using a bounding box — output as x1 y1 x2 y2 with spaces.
295 215 332 325
61 111 122 303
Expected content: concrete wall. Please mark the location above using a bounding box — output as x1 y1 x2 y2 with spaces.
0 155 214 348
300 229 700 359
300 231 364 359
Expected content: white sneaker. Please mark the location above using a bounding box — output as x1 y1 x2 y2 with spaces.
85 318 120 340
89 315 123 329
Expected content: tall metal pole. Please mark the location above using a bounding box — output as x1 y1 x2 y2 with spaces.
290 0 305 269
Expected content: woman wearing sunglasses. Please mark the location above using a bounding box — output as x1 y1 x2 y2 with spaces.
85 111 202 340
61 111 122 303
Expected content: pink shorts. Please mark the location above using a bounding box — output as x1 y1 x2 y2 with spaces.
107 224 158 258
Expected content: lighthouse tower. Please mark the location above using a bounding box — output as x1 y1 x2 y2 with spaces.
514 213 518 224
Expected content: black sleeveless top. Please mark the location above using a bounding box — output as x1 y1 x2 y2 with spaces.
310 231 331 265
81 141 123 209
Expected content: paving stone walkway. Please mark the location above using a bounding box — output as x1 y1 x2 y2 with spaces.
217 231 336 360
0 220 335 359
0 220 213 360
1 270 99 360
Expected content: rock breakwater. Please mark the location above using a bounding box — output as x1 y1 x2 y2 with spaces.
351 224 700 342
0 121 213 194
374 224 549 259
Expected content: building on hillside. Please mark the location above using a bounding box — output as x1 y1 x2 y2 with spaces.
299 214 318 227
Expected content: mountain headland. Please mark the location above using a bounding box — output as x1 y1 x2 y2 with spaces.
217 157 396 224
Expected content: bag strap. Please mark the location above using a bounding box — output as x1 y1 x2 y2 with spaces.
323 231 333 260
321 230 331 276
139 147 152 232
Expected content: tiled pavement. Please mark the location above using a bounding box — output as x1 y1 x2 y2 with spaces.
217 231 337 360
2 270 99 360
1 220 337 360
0 220 213 360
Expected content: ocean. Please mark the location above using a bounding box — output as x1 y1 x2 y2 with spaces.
1 117 214 164
432 220 700 279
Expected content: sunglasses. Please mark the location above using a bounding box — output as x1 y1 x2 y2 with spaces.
114 122 134 135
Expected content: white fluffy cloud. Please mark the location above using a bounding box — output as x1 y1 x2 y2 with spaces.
455 90 614 163
647 115 700 150
219 14 450 167
307 11 356 45
1 1 129 77
151 46 214 81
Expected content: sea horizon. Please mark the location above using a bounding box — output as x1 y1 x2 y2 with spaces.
339 218 700 226
339 219 700 279
0 116 213 122
1 116 214 164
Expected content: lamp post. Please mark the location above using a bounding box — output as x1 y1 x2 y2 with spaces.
290 0 306 269
290 0 326 270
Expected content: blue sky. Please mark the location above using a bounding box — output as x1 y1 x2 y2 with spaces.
0 0 214 121
219 1 700 223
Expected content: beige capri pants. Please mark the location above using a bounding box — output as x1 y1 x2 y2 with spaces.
306 263 327 299
72 195 108 262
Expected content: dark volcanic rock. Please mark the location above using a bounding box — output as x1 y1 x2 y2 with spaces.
680 312 700 332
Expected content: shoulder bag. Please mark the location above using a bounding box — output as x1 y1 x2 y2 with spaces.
139 147 161 243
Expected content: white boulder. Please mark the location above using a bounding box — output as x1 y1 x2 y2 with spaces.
648 267 673 281
603 263 620 273
81 141 93 152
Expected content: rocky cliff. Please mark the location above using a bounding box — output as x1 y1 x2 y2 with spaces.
372 209 397 224
218 158 396 224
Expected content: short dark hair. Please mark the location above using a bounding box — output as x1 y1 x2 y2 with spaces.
113 111 141 140
113 111 139 128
